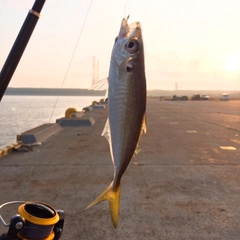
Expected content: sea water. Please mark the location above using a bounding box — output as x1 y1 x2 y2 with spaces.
0 95 103 149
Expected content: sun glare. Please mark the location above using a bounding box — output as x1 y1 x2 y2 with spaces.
225 55 240 72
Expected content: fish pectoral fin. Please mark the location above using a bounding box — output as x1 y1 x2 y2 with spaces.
85 182 121 228
142 113 147 133
101 119 114 164
101 118 110 142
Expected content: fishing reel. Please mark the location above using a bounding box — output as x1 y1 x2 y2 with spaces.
0 201 64 240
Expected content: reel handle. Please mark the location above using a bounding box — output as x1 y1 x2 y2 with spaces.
0 214 24 240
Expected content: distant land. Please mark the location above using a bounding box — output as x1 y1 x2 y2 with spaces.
5 87 240 99
5 88 105 96
147 89 240 100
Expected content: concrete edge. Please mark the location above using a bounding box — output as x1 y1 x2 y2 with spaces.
71 111 84 118
82 106 93 112
19 123 62 144
92 105 106 109
57 117 95 127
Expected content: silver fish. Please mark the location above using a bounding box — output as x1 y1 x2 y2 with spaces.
85 17 146 228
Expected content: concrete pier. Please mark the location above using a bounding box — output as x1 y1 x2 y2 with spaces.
18 123 62 144
57 116 95 127
0 99 239 239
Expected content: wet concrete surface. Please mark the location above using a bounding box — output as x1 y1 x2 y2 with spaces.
0 99 239 239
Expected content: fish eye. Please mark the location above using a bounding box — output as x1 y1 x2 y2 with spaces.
126 39 139 54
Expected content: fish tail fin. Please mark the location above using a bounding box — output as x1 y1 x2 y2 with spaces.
85 182 121 228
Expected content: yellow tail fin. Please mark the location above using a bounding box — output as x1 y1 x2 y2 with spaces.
85 182 120 228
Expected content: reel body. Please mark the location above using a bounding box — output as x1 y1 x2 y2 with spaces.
0 201 64 240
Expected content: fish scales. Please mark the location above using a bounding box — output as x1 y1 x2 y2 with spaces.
110 86 143 179
85 17 146 228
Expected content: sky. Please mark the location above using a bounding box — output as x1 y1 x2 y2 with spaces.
0 0 240 90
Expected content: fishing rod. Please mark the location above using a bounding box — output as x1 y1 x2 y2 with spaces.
0 201 64 240
0 1 65 238
0 0 46 101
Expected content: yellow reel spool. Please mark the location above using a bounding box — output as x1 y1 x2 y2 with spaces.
17 202 59 240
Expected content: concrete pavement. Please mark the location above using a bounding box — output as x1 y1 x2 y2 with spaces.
0 99 239 239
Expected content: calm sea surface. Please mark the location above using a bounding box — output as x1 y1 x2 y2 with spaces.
0 95 103 149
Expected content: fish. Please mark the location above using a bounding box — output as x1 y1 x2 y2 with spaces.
85 17 146 228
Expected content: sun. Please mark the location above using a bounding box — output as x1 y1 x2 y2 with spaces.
225 55 240 72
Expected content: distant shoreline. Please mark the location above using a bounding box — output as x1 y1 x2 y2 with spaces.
5 87 240 98
5 88 105 96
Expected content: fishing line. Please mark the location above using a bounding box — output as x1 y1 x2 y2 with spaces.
47 0 94 124
124 0 131 17
18 0 95 201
